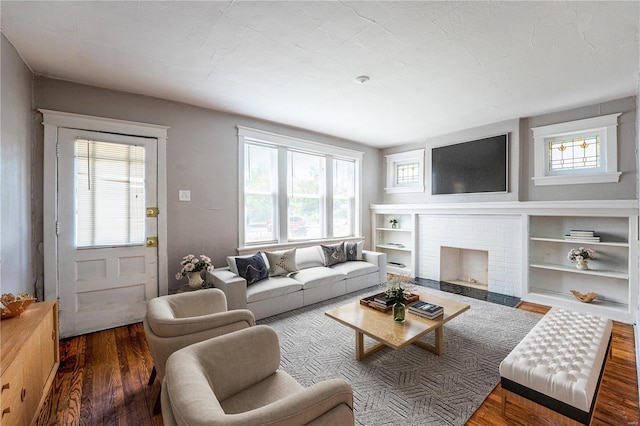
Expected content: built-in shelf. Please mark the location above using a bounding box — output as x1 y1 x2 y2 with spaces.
376 244 412 252
528 288 629 311
527 213 637 323
371 210 417 276
529 263 629 279
529 237 629 247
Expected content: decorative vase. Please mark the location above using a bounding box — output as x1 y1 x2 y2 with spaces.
187 271 204 289
393 302 405 323
391 222 398 229
576 260 588 270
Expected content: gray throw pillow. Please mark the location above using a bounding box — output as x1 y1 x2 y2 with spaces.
235 252 268 285
321 242 347 267
345 241 364 261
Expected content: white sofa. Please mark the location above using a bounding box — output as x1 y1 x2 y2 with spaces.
206 244 386 320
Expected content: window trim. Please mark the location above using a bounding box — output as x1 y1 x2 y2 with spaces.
531 113 621 186
385 149 425 194
237 126 363 249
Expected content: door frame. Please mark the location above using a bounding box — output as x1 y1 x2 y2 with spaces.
40 109 170 303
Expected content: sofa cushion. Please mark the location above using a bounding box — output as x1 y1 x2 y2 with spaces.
345 241 364 261
330 261 377 279
265 248 298 277
294 267 346 290
296 246 325 269
246 276 303 303
227 252 269 275
235 253 269 285
321 242 347 266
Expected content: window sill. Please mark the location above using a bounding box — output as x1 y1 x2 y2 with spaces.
532 171 621 186
384 186 425 194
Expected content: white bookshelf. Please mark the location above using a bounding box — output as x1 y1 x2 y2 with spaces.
371 209 417 276
526 214 637 322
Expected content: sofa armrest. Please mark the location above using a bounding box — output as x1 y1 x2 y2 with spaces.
206 269 248 310
362 250 387 284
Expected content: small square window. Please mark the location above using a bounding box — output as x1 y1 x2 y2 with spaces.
385 149 424 194
532 114 621 186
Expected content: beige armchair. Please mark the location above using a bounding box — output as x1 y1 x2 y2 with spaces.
143 288 255 386
161 325 355 426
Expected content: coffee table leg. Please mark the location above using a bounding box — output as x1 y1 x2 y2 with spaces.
413 325 445 356
355 330 386 360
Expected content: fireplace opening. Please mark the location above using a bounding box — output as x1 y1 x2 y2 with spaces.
439 246 488 290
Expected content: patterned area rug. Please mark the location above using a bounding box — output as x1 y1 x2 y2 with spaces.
259 286 542 426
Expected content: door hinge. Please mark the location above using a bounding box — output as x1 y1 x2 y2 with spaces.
56 141 60 157
55 221 60 235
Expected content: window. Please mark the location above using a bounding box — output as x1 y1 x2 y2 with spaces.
385 149 425 193
75 139 145 247
532 113 621 186
238 127 362 247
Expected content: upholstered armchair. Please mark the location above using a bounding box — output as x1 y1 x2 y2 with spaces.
143 288 255 386
161 325 355 426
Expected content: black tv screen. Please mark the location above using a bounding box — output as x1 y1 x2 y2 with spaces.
431 134 508 195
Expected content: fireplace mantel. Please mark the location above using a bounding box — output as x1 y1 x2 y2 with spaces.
371 200 638 323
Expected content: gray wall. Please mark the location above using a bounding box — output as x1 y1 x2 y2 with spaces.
383 97 637 203
32 77 381 293
1 35 34 295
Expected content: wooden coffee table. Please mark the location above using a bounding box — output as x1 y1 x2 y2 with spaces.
325 290 470 360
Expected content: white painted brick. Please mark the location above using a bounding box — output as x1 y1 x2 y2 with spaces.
418 214 522 297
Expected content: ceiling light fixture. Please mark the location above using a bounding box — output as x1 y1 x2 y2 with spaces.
355 75 370 84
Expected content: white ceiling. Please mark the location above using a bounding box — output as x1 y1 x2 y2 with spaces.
2 1 638 148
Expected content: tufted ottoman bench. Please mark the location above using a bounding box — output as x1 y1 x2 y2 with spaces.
499 308 612 425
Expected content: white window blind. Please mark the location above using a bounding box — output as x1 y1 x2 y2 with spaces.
75 139 145 247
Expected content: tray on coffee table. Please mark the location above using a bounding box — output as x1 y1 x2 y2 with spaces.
359 292 419 313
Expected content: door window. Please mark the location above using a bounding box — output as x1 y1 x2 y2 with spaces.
75 139 145 247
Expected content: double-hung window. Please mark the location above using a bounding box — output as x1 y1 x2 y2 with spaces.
239 127 362 247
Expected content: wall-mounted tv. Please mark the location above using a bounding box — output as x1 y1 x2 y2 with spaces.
431 134 508 195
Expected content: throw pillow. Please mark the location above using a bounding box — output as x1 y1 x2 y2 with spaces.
265 248 298 277
345 241 364 261
321 242 347 267
235 252 268 285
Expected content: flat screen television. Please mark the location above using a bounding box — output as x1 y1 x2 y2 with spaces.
431 134 508 195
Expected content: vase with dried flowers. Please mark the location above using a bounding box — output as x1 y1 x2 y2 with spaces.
567 247 595 270
176 254 214 289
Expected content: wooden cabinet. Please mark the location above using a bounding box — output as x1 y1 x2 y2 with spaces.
371 209 417 276
1 301 59 425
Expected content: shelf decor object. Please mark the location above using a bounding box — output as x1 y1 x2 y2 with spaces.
567 247 595 270
570 290 598 303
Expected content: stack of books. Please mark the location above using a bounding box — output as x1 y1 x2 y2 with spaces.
564 230 601 242
409 301 444 319
373 294 396 309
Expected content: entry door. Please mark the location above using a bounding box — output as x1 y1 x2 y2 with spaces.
57 128 158 337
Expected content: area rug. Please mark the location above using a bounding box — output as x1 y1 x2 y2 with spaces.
259 286 542 426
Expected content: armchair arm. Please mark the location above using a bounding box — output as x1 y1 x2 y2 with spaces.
221 378 354 426
206 269 248 310
362 250 387 284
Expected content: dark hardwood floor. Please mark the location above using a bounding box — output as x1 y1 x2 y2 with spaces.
37 302 639 425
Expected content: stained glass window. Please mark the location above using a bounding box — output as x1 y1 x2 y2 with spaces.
548 136 600 171
396 161 420 185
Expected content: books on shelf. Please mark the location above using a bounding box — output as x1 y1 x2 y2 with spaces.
564 230 600 242
409 301 444 319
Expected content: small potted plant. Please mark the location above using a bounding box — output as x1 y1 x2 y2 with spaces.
389 218 399 229
567 247 595 270
176 254 215 289
384 274 414 322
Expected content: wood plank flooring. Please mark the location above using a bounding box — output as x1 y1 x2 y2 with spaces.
36 302 639 425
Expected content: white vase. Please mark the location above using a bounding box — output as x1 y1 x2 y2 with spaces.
187 271 204 289
576 260 588 270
